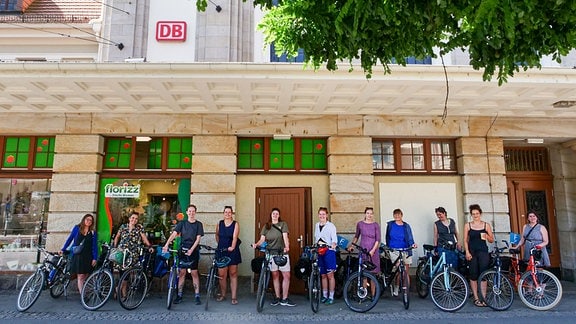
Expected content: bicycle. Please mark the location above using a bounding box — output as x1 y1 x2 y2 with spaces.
199 244 231 311
306 245 322 313
509 243 563 310
415 243 460 299
80 242 133 310
477 240 514 311
343 243 381 313
425 244 469 312
255 246 284 313
379 245 414 309
116 246 154 310
166 247 181 310
16 248 71 312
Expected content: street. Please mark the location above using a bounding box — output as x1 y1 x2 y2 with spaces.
1 278 575 323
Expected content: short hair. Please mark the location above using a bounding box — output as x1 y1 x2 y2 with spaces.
435 207 447 214
469 204 482 214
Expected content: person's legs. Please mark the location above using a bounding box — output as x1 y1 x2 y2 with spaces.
177 268 187 294
218 267 228 300
229 264 238 303
76 273 87 292
271 270 281 299
191 269 200 294
281 271 291 300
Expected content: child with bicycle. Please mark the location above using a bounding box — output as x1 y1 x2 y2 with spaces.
385 208 417 296
313 207 338 305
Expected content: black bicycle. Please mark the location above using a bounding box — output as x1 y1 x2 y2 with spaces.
478 240 514 311
343 243 381 313
307 245 323 313
166 247 181 310
116 246 154 310
255 246 284 313
16 248 71 312
200 244 231 311
379 245 414 309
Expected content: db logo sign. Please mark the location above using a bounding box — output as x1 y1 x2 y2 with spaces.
156 21 187 41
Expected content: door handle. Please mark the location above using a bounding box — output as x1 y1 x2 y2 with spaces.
297 235 303 248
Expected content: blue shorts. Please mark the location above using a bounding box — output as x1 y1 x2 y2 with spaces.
318 249 337 275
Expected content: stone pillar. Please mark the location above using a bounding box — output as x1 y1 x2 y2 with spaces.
190 135 237 245
457 137 509 237
327 136 374 239
46 135 103 251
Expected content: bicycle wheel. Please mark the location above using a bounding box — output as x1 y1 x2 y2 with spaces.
416 260 429 298
343 271 381 313
401 268 410 309
479 269 514 311
430 269 468 312
256 267 270 313
81 269 114 311
166 269 178 310
49 272 70 299
518 269 563 311
16 270 45 312
205 266 217 311
309 270 321 313
118 268 148 310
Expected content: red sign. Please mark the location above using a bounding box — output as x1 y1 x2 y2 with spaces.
156 21 187 41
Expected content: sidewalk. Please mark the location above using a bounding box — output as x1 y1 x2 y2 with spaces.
1 277 575 322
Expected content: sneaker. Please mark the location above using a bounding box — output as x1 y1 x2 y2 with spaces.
195 296 202 305
321 297 329 304
270 297 281 306
174 295 183 304
325 298 334 305
280 298 296 307
392 286 399 297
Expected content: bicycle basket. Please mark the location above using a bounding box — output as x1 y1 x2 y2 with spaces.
215 256 232 268
363 260 376 271
108 247 133 269
273 255 288 267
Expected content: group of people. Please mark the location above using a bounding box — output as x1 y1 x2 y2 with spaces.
60 202 551 308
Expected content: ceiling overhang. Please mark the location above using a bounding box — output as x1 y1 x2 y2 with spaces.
0 63 575 118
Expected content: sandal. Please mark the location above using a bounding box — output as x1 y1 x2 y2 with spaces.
474 299 486 307
216 296 226 302
231 299 238 305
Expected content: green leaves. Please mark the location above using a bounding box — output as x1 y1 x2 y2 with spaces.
196 0 576 84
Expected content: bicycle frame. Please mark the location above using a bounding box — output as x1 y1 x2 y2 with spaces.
419 245 447 286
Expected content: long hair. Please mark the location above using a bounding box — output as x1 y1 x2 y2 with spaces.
265 207 282 230
78 213 95 233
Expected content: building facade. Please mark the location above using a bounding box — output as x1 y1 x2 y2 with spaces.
0 0 575 285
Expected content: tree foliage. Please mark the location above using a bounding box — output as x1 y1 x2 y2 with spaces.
196 0 576 84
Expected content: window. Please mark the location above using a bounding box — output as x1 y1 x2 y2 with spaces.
238 137 327 172
1 136 55 170
373 139 456 173
104 137 192 171
270 43 305 63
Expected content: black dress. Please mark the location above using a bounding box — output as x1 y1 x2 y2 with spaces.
70 231 94 275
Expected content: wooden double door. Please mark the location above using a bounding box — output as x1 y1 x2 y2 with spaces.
255 187 312 294
507 176 560 268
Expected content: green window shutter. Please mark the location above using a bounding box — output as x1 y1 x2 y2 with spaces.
300 139 326 170
34 137 55 168
238 138 263 169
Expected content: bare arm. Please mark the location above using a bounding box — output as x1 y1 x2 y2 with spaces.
230 222 240 251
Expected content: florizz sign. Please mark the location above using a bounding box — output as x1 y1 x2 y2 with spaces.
104 184 141 198
156 21 187 41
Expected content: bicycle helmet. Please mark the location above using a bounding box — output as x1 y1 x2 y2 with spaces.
215 256 232 268
273 255 288 267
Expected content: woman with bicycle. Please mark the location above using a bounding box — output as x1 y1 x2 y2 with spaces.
314 207 338 305
61 213 98 293
385 208 417 296
513 211 550 267
463 204 494 307
163 204 205 305
433 207 460 269
215 205 242 305
113 211 154 299
252 207 296 307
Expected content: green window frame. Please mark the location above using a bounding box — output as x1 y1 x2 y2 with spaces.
2 136 55 169
104 137 193 171
237 137 327 172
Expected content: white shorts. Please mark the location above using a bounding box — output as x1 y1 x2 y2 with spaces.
269 254 291 272
388 250 413 265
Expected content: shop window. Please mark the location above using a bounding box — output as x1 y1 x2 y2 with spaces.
237 137 327 172
373 139 456 174
0 178 51 270
1 136 54 170
104 137 192 171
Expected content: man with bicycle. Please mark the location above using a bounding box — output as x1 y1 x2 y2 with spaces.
163 204 204 305
314 207 338 305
